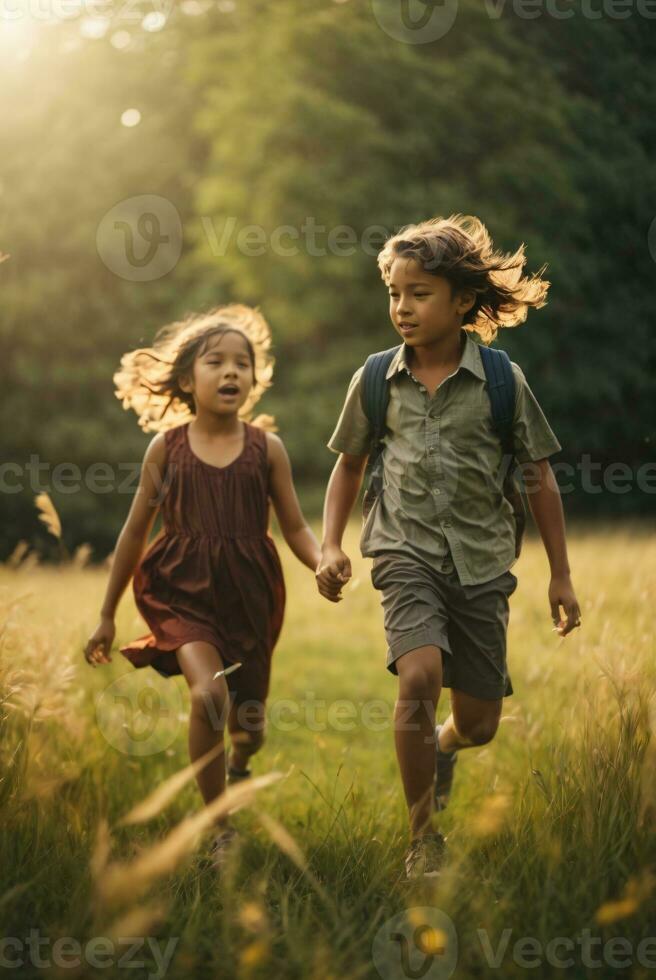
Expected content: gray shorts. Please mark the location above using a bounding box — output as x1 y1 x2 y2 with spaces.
370 551 518 701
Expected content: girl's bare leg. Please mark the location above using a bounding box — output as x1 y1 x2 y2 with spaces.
227 697 266 772
176 640 231 829
394 644 443 839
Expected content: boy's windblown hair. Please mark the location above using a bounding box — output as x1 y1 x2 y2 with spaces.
377 214 549 344
113 304 277 433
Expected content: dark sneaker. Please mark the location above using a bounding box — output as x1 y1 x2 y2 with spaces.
227 764 252 786
434 723 458 812
404 832 447 879
209 826 241 871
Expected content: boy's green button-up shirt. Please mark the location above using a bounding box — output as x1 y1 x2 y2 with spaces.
327 328 562 586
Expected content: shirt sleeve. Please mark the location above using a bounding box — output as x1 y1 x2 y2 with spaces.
511 362 562 463
327 365 373 456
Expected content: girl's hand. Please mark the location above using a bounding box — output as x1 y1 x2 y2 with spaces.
316 547 352 603
316 565 345 602
549 574 581 637
84 615 115 667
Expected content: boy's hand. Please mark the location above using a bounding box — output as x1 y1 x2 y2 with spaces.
84 615 115 666
549 574 581 637
316 546 352 603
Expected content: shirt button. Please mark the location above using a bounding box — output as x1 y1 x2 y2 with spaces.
428 446 437 454
432 488 441 495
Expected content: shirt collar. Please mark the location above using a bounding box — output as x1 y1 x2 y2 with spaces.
385 327 486 382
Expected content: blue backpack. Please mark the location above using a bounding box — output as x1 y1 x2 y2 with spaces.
359 343 526 558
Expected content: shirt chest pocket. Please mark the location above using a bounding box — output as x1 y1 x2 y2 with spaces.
441 396 500 502
448 393 494 448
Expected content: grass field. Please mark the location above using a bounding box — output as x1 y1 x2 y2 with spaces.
1 521 655 979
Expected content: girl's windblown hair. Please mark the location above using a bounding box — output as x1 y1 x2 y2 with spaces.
377 214 549 344
114 304 277 432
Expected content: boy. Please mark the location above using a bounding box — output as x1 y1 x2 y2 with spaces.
316 214 581 878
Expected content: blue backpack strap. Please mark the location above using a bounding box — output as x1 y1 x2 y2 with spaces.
360 346 400 512
360 346 401 436
478 345 515 453
479 344 527 558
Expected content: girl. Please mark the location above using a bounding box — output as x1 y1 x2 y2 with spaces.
84 304 323 867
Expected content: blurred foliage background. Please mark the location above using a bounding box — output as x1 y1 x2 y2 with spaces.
1 0 655 559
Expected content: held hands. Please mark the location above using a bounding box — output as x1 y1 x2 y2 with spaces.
549 574 582 637
316 546 352 603
84 614 115 667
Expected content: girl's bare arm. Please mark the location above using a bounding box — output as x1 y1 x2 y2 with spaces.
100 433 167 615
266 432 322 572
84 433 167 665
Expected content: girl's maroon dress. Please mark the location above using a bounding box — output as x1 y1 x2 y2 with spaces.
120 421 286 705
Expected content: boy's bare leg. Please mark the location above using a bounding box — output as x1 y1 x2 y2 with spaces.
394 644 443 838
437 689 503 753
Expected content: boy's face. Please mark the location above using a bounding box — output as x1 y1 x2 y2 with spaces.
387 257 474 350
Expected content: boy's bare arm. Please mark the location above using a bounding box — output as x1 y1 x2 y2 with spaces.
524 458 582 636
317 452 368 602
322 452 368 547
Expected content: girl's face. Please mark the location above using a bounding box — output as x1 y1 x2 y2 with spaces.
388 257 474 348
184 330 254 416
